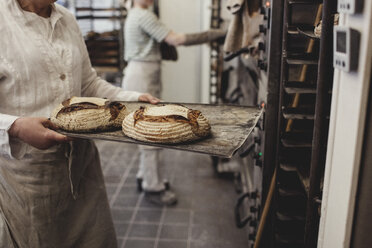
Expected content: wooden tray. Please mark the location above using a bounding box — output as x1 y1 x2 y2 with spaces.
57 102 263 158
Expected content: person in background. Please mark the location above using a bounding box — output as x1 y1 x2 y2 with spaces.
0 0 159 247
122 0 187 206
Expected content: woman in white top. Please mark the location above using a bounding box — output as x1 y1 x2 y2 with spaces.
0 0 158 247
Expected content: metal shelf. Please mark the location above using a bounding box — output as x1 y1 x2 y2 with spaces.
284 81 317 94
281 132 313 148
288 0 322 4
282 106 315 120
285 53 318 65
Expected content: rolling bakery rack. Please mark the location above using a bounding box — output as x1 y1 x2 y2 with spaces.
257 0 337 247
74 0 127 76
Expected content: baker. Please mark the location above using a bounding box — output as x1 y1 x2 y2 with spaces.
0 0 159 247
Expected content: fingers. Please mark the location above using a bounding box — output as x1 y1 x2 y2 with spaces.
150 97 160 104
139 94 161 104
42 119 59 130
45 129 70 143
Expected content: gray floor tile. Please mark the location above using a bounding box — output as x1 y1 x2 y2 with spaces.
163 210 190 224
191 224 247 245
106 185 117 196
134 209 163 223
104 174 122 184
111 209 134 222
119 185 140 197
190 240 237 248
129 166 139 175
159 225 188 240
124 239 155 248
157 240 188 248
117 238 125 248
113 196 139 208
174 196 193 209
139 196 163 209
193 210 234 226
129 224 159 238
125 176 138 184
114 222 129 238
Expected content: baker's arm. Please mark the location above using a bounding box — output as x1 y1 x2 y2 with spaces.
0 114 69 158
79 33 159 103
164 31 186 46
182 29 227 46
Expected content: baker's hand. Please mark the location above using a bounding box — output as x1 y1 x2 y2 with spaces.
8 117 71 150
138 93 160 104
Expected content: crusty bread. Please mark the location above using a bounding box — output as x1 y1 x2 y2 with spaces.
51 97 127 132
122 104 211 144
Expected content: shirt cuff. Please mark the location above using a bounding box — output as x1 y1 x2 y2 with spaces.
0 114 19 160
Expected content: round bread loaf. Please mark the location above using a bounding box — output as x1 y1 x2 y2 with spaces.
122 104 211 144
51 97 127 132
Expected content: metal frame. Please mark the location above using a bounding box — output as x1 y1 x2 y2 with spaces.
304 1 336 247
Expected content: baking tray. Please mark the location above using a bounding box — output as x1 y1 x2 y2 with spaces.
57 102 263 158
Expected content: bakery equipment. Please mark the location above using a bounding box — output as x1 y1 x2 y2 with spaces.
337 0 364 14
333 26 360 72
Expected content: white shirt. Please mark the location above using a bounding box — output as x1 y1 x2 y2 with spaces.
0 0 141 159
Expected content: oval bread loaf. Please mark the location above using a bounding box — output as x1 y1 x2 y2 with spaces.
122 104 211 144
51 97 127 132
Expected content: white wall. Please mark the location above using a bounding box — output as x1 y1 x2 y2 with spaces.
159 0 211 103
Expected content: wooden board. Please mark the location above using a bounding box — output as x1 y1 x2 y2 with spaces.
57 102 262 158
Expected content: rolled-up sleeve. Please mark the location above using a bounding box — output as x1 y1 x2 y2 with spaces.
139 11 170 42
0 114 19 159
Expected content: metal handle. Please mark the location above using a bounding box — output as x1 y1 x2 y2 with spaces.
235 192 252 228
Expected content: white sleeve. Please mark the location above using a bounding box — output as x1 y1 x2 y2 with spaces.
0 114 19 159
78 31 142 101
81 64 142 101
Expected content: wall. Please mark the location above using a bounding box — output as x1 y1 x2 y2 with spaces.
159 0 211 103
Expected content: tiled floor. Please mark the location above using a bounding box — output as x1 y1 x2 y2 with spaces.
96 140 249 248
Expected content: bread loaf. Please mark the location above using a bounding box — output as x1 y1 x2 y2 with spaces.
51 97 127 132
122 104 211 144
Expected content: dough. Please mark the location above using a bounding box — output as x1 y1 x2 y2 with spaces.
51 97 127 132
122 104 211 144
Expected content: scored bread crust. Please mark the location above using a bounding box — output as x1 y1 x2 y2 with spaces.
51 96 127 132
122 104 211 144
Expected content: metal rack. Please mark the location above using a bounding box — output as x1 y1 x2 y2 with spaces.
74 0 127 74
209 0 223 104
257 0 337 247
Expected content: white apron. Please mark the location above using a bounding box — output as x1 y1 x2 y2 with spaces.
0 1 140 247
122 60 162 98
